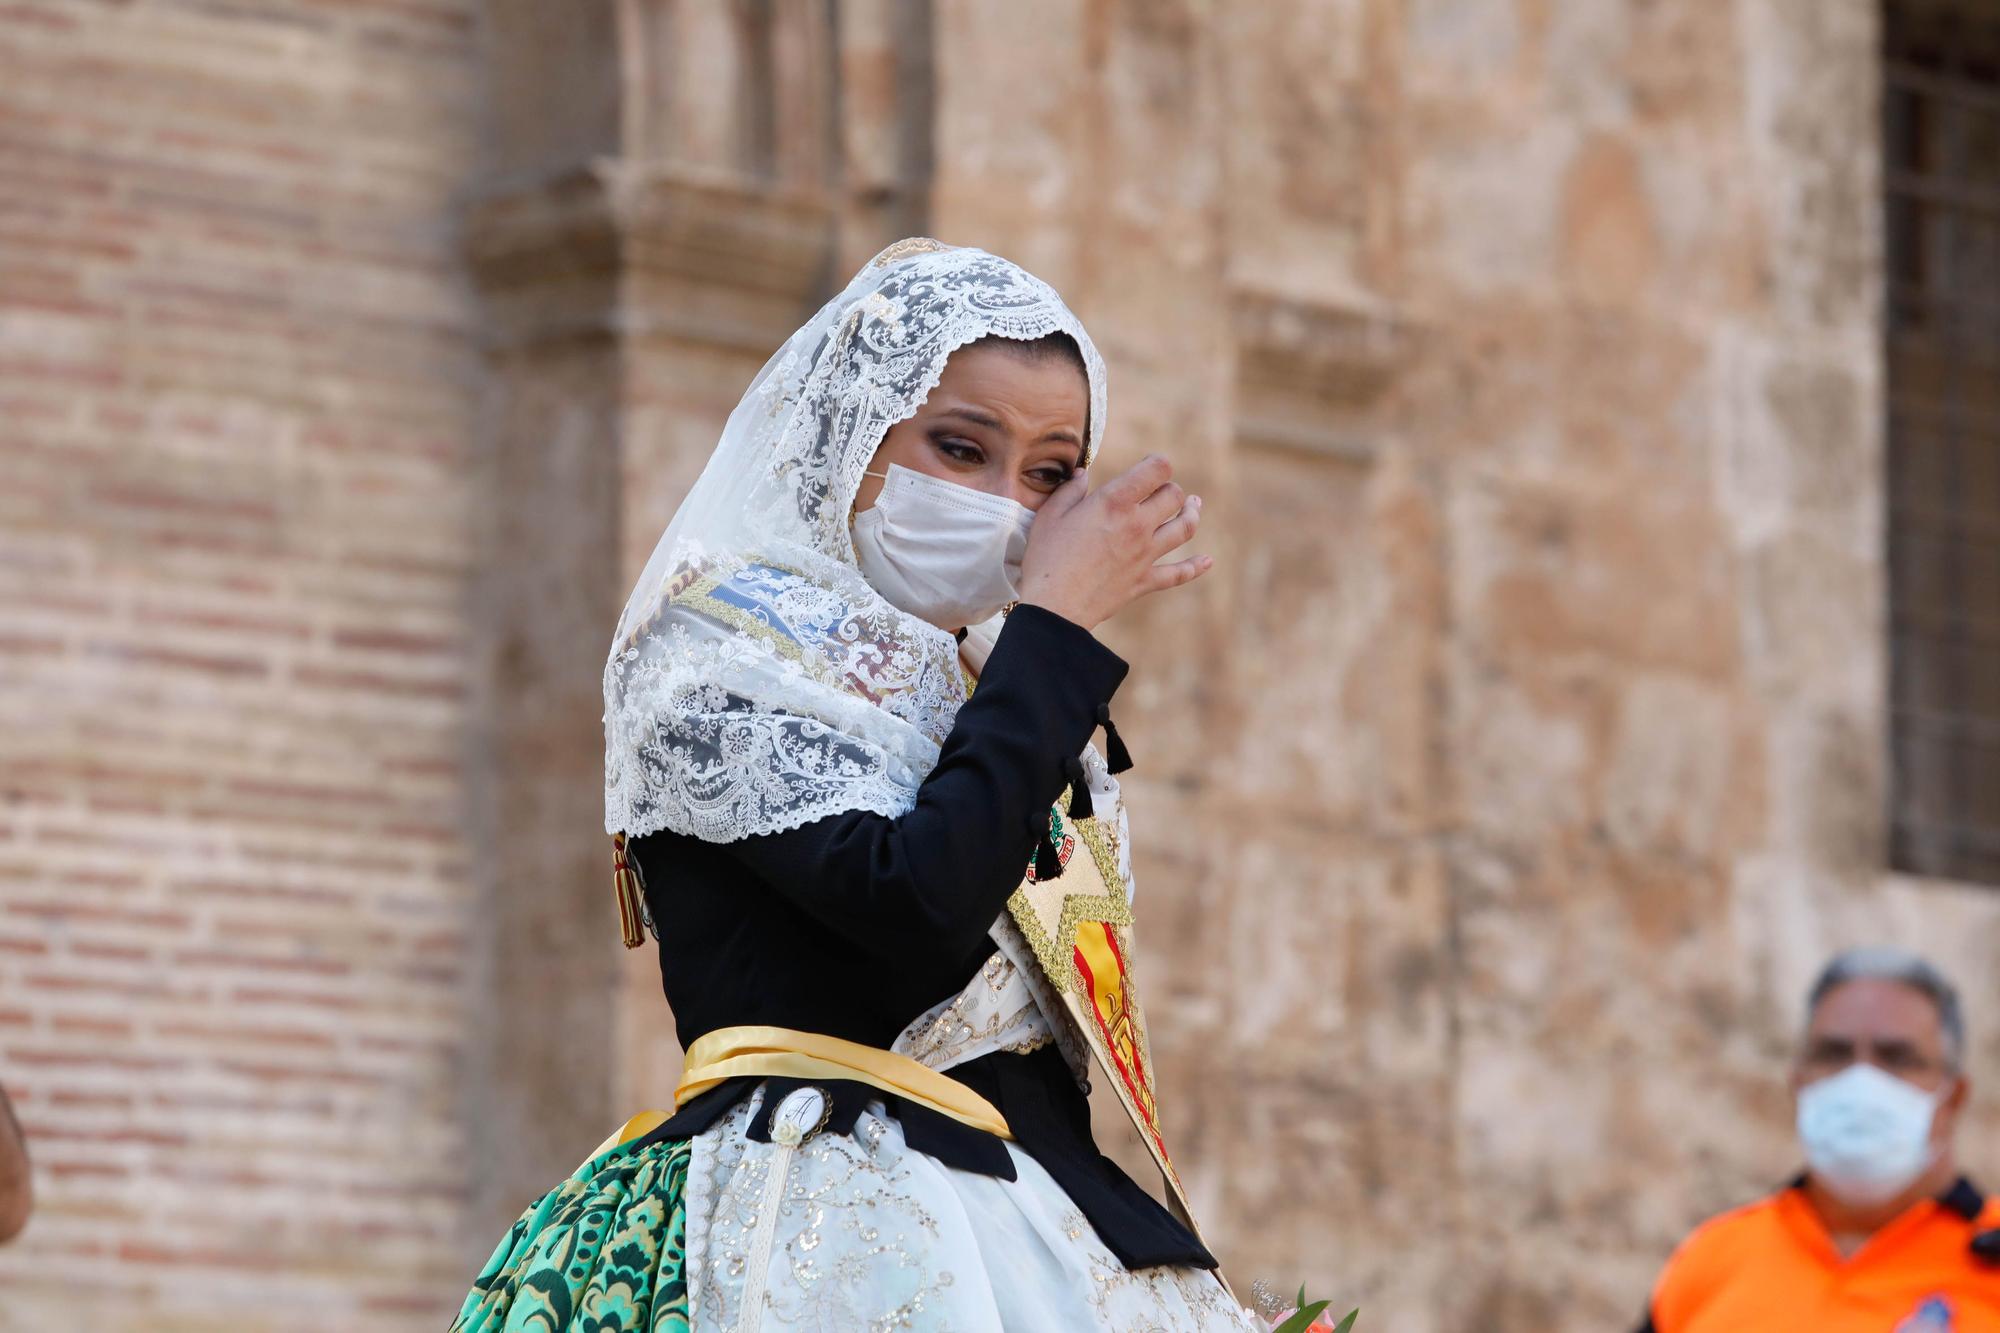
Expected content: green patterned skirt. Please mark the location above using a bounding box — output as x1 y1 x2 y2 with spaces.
451 1134 691 1333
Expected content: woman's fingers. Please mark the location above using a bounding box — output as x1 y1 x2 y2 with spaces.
1134 479 1186 527
1151 494 1201 553
1021 469 1090 564
1017 448 1213 628
1042 466 1091 518
1140 554 1214 596
1100 452 1173 505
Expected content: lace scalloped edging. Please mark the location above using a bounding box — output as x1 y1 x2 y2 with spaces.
605 781 915 843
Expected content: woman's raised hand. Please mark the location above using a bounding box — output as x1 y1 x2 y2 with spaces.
1015 453 1211 632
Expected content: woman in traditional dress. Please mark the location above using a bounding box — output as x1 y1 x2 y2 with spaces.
452 239 1251 1331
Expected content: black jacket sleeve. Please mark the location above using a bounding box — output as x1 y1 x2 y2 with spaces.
723 603 1127 961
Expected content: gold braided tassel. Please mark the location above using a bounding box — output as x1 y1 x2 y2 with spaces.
612 832 646 949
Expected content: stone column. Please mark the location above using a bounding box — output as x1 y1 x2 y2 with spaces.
462 162 633 1246
462 0 934 1242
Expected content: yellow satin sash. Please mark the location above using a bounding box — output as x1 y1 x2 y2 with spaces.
588 1025 1014 1160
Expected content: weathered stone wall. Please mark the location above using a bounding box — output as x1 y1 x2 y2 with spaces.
0 1 481 1328
924 2 2000 1329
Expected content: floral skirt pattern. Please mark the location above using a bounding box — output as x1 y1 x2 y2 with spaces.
451 1134 691 1333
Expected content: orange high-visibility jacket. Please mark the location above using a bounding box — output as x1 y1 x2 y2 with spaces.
1640 1178 2000 1332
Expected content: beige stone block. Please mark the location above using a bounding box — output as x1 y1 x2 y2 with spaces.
1455 670 1598 847
1535 0 1635 121
1406 116 1574 300
1217 446 1440 829
1560 132 1659 306
1738 0 1883 335
1741 530 1881 702
1405 0 1521 88
930 1 1090 282
1217 1 1395 300
1185 1064 1454 1327
1712 335 1879 554
1599 674 1735 863
1454 474 1739 679
1760 358 1873 513
1750 703 1885 877
1206 835 1449 1074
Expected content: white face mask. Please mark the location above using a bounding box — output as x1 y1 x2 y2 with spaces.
850 464 1035 632
1796 1062 1944 1206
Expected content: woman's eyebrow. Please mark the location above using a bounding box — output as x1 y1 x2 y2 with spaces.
933 406 1081 455
933 406 1005 432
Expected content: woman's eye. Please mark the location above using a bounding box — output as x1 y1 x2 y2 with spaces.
934 438 983 464
1028 468 1072 490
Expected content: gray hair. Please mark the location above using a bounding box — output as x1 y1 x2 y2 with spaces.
1808 947 1966 1071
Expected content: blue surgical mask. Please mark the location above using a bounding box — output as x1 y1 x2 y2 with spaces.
1797 1063 1943 1206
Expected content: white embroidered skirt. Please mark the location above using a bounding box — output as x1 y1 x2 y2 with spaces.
682 1092 1252 1332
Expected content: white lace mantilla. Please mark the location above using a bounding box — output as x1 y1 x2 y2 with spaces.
604 241 1109 843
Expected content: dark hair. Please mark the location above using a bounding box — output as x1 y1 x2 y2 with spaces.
975 331 1087 378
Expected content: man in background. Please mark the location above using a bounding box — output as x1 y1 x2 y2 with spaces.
0 1081 29 1242
1639 948 2000 1331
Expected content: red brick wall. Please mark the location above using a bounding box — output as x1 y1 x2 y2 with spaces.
0 2 480 1325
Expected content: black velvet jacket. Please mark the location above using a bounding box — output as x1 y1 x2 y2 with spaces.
627 603 1214 1271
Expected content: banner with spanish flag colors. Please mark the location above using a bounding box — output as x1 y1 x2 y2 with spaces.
1006 802 1201 1234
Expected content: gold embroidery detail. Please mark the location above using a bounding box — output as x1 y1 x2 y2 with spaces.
1005 810 1133 987
868 236 951 267
671 572 810 669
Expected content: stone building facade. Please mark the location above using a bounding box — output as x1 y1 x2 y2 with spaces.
1 2 1994 1330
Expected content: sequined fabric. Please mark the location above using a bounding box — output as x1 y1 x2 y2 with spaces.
681 1090 1252 1330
